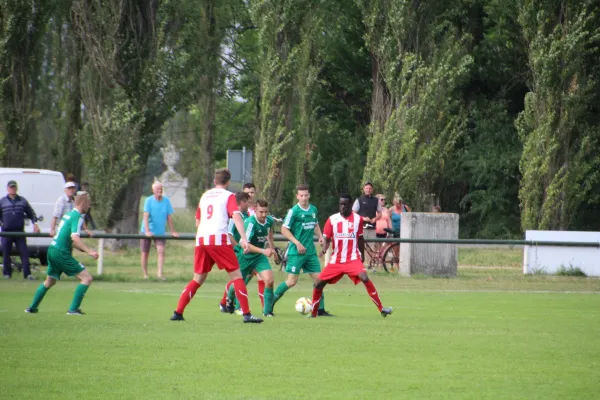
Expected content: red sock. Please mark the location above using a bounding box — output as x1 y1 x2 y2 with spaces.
176 280 201 314
363 279 383 312
257 280 265 308
311 287 323 317
232 278 250 314
220 281 233 306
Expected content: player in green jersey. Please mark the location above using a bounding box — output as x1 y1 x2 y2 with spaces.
219 192 250 312
273 184 333 316
225 200 277 316
25 192 99 315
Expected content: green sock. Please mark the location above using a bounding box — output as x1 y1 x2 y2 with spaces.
68 284 89 312
227 283 236 303
29 284 49 310
273 282 290 305
319 292 325 311
264 287 274 314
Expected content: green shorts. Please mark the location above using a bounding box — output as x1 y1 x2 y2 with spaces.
239 255 271 278
285 254 321 275
46 247 85 280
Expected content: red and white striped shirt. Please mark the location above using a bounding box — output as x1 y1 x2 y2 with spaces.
195 188 239 246
323 212 363 264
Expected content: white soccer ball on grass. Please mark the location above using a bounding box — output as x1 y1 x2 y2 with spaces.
295 297 313 315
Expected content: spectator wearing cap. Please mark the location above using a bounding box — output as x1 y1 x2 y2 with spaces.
50 181 91 237
1 180 40 280
352 182 383 261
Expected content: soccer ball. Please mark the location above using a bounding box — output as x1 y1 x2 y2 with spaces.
295 297 313 315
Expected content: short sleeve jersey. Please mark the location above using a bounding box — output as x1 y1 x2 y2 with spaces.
140 196 174 235
241 215 274 261
196 188 239 246
282 203 318 256
323 212 363 264
51 209 84 253
228 211 250 246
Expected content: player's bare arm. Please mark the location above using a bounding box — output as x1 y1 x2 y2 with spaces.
72 234 99 259
232 212 249 252
320 237 332 258
314 223 325 246
282 225 306 254
247 243 273 257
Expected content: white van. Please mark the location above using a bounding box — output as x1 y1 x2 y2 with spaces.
0 168 66 265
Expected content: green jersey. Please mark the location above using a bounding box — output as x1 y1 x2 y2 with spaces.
241 215 274 260
228 211 249 242
282 203 319 256
51 209 84 253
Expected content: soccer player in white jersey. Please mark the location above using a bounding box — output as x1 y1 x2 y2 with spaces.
309 193 393 318
170 168 263 323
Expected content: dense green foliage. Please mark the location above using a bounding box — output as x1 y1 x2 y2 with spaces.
1 0 599 236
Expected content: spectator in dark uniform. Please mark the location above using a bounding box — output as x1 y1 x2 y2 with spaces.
352 182 383 261
0 180 40 280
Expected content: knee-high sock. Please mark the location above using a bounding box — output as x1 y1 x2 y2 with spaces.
318 291 325 310
311 287 323 317
176 280 201 314
231 278 250 314
257 280 265 308
69 284 89 311
263 287 274 314
273 282 289 305
29 284 49 310
227 281 242 309
220 281 233 306
363 279 383 312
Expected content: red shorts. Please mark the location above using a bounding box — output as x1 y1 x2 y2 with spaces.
194 245 240 274
319 259 366 285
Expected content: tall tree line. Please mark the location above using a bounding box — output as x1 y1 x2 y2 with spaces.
1 0 598 238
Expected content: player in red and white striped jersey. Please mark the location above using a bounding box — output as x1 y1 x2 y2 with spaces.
170 168 263 323
309 193 393 318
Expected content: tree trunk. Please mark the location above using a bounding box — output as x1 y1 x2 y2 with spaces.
370 52 392 133
105 172 145 250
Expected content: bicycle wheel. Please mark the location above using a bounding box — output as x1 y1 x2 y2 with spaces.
381 244 399 273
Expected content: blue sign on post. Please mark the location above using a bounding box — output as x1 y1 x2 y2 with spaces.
226 147 253 182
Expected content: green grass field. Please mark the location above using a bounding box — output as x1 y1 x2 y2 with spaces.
2 208 599 399
2 260 600 399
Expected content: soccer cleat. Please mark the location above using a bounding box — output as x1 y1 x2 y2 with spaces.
219 303 228 313
263 312 275 317
243 314 263 323
234 308 243 316
225 298 235 314
26 275 36 281
317 309 334 317
170 311 185 321
25 308 38 314
3 275 10 280
380 307 393 318
67 309 85 316
306 314 316 318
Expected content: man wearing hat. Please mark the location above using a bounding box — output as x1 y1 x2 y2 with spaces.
0 180 40 280
50 181 80 237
